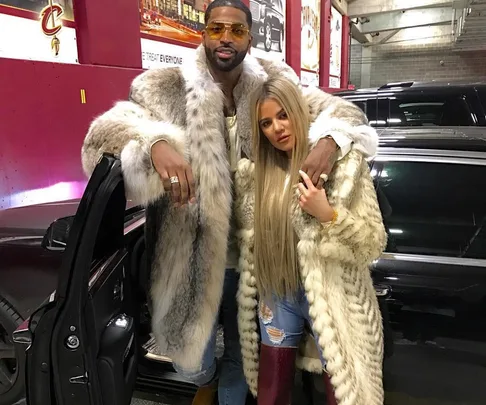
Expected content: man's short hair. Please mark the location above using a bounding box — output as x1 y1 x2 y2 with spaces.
205 0 252 28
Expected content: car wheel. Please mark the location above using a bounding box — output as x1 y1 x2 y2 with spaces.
0 298 25 405
264 20 272 52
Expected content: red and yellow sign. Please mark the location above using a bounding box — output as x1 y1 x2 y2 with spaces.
40 3 63 36
40 1 64 56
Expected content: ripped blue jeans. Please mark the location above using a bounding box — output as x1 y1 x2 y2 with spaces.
258 287 326 367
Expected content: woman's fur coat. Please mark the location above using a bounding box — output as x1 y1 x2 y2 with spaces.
234 149 387 405
81 44 378 372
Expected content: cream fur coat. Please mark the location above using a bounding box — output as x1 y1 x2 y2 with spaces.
235 149 387 405
81 44 378 372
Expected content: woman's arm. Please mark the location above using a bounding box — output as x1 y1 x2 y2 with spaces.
298 161 387 266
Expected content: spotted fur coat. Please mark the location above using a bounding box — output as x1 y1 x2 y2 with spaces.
81 44 378 372
235 149 387 404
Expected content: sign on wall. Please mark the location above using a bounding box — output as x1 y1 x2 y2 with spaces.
141 38 197 69
0 1 77 63
329 5 342 88
140 0 214 46
301 0 320 85
0 0 74 19
249 0 286 62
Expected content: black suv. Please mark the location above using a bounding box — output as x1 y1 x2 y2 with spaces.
336 81 486 128
1 128 486 405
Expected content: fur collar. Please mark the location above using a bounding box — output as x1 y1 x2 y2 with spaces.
181 45 269 158
130 45 270 159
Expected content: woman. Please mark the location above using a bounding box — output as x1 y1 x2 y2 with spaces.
235 77 387 405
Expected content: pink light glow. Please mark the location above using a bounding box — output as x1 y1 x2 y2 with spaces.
1 180 87 210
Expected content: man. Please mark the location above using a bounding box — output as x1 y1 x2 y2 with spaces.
81 1 378 404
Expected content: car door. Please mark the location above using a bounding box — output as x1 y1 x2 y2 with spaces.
16 154 140 405
371 149 486 404
476 87 486 125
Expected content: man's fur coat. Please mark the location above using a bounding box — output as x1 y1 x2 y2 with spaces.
81 44 378 372
234 148 387 405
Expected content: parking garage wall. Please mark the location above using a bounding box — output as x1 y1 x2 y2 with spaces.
350 44 486 88
350 41 363 88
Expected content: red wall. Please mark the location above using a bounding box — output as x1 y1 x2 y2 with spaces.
0 58 142 209
0 0 144 210
286 0 301 77
74 0 142 68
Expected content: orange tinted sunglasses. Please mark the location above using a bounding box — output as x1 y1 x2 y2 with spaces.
205 22 250 40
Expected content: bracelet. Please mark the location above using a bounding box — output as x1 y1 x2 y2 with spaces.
321 209 338 227
149 138 167 168
324 135 340 150
331 209 338 223
150 138 167 151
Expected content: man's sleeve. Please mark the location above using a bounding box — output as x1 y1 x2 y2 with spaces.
305 87 378 159
81 69 187 206
262 59 376 159
324 132 353 161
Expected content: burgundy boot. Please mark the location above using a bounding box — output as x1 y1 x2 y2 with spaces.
257 345 297 405
323 372 338 405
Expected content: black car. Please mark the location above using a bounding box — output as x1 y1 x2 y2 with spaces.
2 128 486 405
336 81 486 128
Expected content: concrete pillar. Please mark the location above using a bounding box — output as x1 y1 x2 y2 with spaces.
360 45 372 88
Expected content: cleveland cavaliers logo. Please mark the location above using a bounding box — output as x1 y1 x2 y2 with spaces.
40 1 64 56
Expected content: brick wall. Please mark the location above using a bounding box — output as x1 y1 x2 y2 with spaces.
350 43 486 88
370 45 486 87
350 42 362 88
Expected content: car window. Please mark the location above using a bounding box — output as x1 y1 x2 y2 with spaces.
345 98 377 126
478 89 486 113
352 100 367 114
377 93 473 127
375 99 388 127
374 160 486 259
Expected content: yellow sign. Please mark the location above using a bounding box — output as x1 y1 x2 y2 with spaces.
80 89 87 104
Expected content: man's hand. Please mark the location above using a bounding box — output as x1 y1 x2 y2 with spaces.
151 140 196 207
301 137 339 186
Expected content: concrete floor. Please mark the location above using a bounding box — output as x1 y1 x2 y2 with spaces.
131 399 164 405
131 400 161 405
131 392 193 405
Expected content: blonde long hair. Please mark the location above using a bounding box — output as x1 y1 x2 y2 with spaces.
250 77 311 299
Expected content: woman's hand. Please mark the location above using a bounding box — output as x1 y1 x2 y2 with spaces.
297 170 335 223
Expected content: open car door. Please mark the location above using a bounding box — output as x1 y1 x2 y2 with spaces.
16 155 141 405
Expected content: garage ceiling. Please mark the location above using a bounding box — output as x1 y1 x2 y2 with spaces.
349 0 486 51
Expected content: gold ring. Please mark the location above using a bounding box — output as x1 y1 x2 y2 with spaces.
169 176 179 184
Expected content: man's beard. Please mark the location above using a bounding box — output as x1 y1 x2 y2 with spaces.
204 46 247 72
